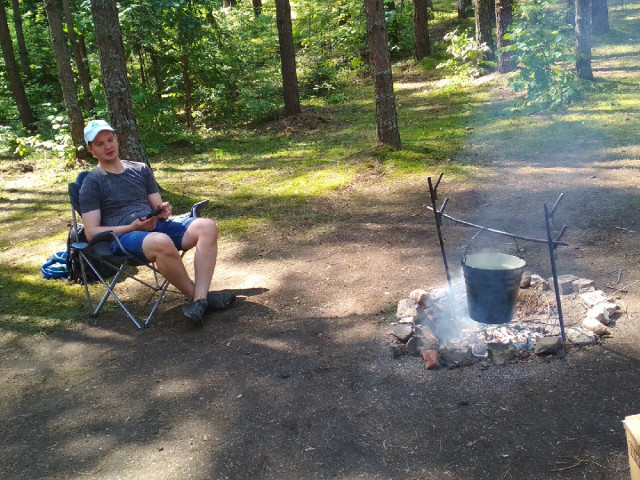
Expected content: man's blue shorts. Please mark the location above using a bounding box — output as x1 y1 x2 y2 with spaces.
111 216 196 262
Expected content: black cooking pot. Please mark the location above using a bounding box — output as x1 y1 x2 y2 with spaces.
462 252 526 324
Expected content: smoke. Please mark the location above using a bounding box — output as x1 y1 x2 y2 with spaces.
426 275 479 343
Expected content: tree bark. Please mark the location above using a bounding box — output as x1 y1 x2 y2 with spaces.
148 47 163 100
181 54 194 130
575 0 594 80
457 0 472 19
252 0 262 16
0 0 36 131
44 0 86 154
566 0 575 25
413 0 431 60
275 0 301 117
475 0 495 60
495 0 515 73
11 0 31 80
591 0 609 35
62 0 95 112
91 0 149 166
364 0 401 150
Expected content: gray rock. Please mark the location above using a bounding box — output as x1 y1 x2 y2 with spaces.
393 323 414 342
487 342 516 366
530 274 549 292
566 328 597 346
406 336 420 356
398 316 415 325
534 336 564 355
582 317 611 336
409 289 429 306
440 342 474 366
396 298 419 320
586 305 606 323
414 324 439 350
586 302 618 325
548 274 578 295
579 290 608 307
573 278 596 294
520 271 532 288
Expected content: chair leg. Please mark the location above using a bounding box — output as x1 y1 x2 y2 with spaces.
80 254 175 330
79 256 94 313
81 257 145 329
143 278 171 328
92 265 127 316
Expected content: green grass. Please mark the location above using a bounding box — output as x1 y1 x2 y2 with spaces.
1 0 639 337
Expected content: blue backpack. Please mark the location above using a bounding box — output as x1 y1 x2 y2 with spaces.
41 251 69 279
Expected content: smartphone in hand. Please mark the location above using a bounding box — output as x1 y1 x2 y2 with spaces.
139 208 162 221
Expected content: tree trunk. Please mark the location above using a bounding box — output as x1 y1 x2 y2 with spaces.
223 0 237 7
62 0 95 113
364 0 401 150
137 47 148 88
475 0 495 60
591 0 609 35
44 0 86 154
457 0 472 19
91 0 149 166
11 0 31 80
413 0 431 60
566 0 575 25
252 0 262 16
148 47 163 100
575 0 594 80
0 0 36 131
275 0 301 117
495 0 515 73
181 54 194 130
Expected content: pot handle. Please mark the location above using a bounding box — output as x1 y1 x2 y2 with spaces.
463 227 522 263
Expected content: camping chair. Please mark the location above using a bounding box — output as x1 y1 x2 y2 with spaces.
68 171 209 330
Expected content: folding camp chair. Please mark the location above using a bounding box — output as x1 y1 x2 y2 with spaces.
68 171 209 330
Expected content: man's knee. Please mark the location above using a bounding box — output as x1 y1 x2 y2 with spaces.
187 218 218 245
143 232 180 260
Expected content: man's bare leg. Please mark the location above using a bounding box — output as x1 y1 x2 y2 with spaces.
181 218 218 301
142 233 195 298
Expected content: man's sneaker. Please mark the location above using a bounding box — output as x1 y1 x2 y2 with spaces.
182 299 208 325
206 291 236 311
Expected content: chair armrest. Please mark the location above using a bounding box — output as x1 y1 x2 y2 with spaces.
190 200 210 218
86 230 133 259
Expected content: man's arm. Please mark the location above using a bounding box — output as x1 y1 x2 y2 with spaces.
81 209 157 241
148 192 172 220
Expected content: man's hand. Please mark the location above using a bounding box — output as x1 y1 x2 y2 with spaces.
157 201 172 221
132 215 158 232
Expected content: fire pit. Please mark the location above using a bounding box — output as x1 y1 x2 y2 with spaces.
405 173 585 368
390 273 620 369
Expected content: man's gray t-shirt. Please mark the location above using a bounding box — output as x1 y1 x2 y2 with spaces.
79 160 160 227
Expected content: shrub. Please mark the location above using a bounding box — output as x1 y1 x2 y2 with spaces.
502 0 586 110
437 27 492 81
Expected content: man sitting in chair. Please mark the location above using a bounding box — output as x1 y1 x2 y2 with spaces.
80 119 235 325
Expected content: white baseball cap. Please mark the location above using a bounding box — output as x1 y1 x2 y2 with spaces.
84 119 114 144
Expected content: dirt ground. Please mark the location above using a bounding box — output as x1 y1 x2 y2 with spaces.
3 140 640 480
3 63 640 480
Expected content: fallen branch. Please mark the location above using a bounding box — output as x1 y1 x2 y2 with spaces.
549 456 605 473
549 459 585 472
604 279 638 294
